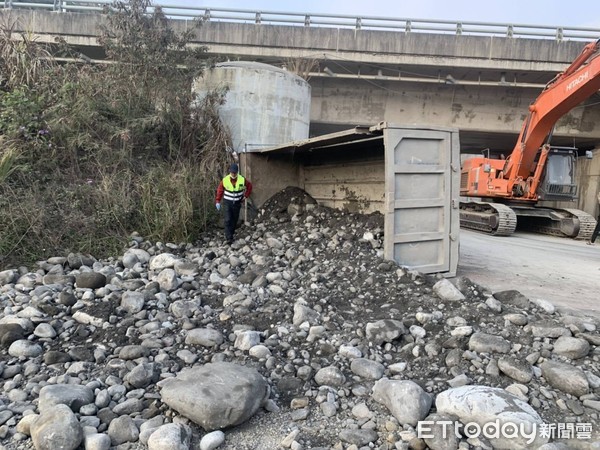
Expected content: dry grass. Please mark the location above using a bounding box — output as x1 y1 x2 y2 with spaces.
0 2 232 269
285 57 319 81
0 139 24 183
0 16 52 88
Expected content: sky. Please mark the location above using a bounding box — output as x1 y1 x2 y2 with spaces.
168 0 600 29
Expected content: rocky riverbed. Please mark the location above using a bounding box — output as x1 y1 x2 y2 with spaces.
0 187 599 450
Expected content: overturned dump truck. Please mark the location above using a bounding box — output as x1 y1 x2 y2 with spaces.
242 123 460 276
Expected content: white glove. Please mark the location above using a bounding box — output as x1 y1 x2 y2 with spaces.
215 203 221 211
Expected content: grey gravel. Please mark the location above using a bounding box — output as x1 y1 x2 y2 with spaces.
0 191 599 449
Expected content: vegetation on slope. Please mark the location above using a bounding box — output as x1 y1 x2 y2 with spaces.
0 0 230 269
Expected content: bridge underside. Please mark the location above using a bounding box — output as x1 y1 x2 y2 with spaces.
308 76 600 155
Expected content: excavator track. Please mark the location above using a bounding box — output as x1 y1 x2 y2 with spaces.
514 207 596 240
459 202 517 236
563 209 597 240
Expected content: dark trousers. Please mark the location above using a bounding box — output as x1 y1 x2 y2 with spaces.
592 214 600 243
223 200 242 241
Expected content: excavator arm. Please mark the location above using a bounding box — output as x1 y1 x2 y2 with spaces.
503 38 600 196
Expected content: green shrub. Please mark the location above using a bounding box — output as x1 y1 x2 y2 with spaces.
0 0 231 269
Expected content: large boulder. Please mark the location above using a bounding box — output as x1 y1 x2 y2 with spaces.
0 323 26 348
436 385 548 449
75 271 106 289
38 384 94 413
365 320 407 345
492 290 530 309
552 336 590 359
30 404 83 450
539 361 589 397
372 379 432 426
185 328 224 347
149 253 179 271
468 333 511 354
433 279 465 301
159 362 269 431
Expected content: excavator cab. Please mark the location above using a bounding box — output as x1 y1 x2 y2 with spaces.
537 147 578 201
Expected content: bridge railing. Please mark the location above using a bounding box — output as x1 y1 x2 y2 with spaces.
1 1 599 41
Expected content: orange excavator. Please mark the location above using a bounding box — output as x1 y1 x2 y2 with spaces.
460 38 600 238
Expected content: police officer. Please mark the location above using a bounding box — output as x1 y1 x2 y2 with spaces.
215 163 252 244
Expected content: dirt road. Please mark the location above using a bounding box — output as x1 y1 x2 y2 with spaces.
458 229 600 314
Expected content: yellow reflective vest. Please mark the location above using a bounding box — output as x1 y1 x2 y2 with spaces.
222 175 246 202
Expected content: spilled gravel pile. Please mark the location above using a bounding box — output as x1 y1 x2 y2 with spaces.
0 187 599 450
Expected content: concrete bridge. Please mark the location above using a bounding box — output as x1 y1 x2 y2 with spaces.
3 6 600 153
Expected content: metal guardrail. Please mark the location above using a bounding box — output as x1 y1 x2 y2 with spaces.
1 1 599 41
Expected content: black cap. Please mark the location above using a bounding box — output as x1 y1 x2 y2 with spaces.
229 163 239 174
